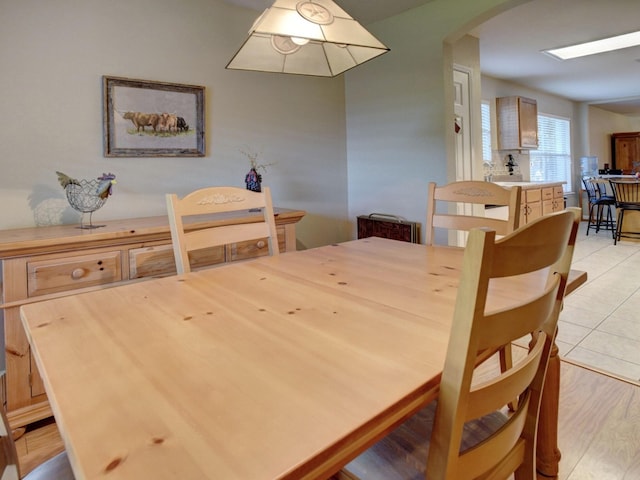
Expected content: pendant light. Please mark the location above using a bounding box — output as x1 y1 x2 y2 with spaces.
226 0 390 77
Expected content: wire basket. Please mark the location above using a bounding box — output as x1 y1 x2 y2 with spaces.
65 179 108 229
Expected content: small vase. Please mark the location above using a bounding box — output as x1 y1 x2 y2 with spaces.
245 168 262 192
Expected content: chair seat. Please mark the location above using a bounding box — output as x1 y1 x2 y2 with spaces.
342 402 508 480
24 452 74 480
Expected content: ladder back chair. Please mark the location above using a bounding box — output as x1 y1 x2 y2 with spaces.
425 181 522 246
1 407 74 479
608 179 640 245
166 186 279 274
426 180 523 402
338 208 580 480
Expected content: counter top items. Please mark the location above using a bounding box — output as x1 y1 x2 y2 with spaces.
20 236 587 479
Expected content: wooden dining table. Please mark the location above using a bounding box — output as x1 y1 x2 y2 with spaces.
20 237 586 480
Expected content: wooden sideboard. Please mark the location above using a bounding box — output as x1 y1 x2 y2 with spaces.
0 208 305 428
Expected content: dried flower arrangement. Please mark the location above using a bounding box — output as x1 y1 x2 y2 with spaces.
239 147 276 173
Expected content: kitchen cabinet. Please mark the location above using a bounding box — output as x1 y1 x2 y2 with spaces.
520 185 564 225
0 209 305 428
493 182 564 226
521 188 542 225
496 96 538 150
611 131 640 173
542 186 565 215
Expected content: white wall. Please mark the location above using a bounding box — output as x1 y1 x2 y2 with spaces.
0 0 350 249
345 0 520 242
588 106 640 169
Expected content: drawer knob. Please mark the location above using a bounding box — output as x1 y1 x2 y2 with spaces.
71 268 86 280
256 240 266 249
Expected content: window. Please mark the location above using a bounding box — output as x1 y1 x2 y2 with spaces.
530 114 572 193
481 102 492 162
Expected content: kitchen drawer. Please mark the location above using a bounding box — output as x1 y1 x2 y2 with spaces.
542 187 554 201
27 251 122 297
526 188 542 203
553 186 564 198
129 244 225 278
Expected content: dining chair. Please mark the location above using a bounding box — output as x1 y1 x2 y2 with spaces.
425 180 522 247
608 179 640 245
166 186 279 274
338 208 580 480
1 408 74 480
426 180 523 408
582 177 615 238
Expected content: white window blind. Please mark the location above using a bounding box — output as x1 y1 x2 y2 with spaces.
481 102 492 162
530 114 572 193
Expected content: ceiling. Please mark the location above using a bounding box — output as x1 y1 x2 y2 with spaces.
224 0 640 116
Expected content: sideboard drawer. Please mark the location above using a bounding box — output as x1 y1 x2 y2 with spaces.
27 251 122 297
227 238 270 262
130 244 225 278
226 227 286 262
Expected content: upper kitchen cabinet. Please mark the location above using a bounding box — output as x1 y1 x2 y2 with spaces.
611 131 640 173
496 96 538 150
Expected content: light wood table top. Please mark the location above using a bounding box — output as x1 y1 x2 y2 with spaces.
20 237 586 479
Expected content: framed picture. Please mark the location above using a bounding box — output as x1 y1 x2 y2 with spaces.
102 76 205 157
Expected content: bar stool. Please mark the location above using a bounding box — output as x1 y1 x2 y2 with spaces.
582 177 615 238
609 179 640 245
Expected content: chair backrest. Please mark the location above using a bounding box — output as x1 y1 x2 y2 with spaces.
1 407 21 480
582 176 598 202
583 177 611 201
166 186 279 274
609 180 640 206
425 181 522 246
426 208 579 480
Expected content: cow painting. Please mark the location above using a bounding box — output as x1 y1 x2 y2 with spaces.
158 113 178 133
177 117 189 132
122 112 160 132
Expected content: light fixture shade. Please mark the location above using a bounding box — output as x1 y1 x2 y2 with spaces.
226 0 390 77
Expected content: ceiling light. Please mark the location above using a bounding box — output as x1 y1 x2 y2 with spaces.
544 30 640 60
226 0 390 77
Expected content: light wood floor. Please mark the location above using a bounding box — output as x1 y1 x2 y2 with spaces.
16 358 640 479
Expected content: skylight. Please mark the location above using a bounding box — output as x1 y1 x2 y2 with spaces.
543 30 640 60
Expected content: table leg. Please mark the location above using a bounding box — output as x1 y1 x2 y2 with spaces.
536 336 562 476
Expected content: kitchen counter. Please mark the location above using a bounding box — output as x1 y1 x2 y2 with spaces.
487 181 565 226
493 180 565 190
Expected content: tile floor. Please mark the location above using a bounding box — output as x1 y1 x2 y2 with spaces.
555 220 640 384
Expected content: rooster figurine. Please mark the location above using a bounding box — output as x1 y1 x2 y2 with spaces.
96 173 117 199
56 171 117 229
